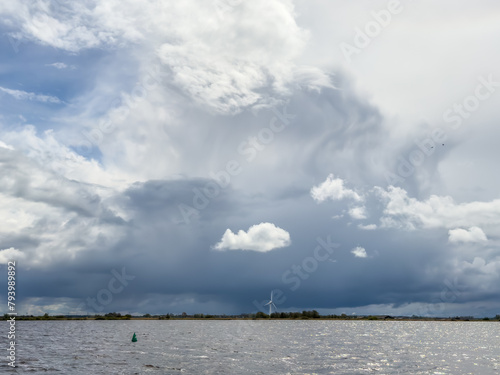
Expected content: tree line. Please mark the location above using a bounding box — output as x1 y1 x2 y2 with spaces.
3 312 500 321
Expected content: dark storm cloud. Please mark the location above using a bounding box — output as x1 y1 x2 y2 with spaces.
13 176 460 316
3 74 481 316
5 72 500 317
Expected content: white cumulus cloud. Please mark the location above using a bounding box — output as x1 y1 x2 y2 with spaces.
351 246 367 258
0 248 25 264
448 227 488 244
349 206 367 220
376 186 500 232
213 222 291 252
311 174 362 203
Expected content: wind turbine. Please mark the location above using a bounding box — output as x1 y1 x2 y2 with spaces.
264 291 278 317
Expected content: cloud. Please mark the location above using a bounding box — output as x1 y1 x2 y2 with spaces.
376 186 500 232
351 246 367 258
358 224 377 231
0 86 61 103
460 257 500 276
46 62 75 70
448 227 488 244
0 141 14 150
0 1 140 52
154 0 332 114
1 0 331 114
349 206 367 220
311 174 362 203
0 132 128 266
213 222 291 252
0 247 25 264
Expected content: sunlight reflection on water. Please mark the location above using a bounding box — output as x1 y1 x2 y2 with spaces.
1 320 498 374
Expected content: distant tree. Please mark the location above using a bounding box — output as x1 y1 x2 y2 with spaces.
105 312 121 318
181 312 187 318
255 311 267 319
299 310 320 318
143 313 151 318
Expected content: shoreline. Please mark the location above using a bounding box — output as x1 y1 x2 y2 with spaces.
2 316 498 322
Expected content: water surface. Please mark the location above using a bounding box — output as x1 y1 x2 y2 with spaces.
1 320 498 374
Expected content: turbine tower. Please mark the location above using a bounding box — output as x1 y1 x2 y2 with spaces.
264 291 278 317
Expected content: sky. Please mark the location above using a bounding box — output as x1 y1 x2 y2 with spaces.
0 0 499 318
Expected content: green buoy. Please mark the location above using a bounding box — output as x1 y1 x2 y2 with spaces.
132 332 137 342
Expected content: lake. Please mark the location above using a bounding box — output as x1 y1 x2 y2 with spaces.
1 320 499 374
